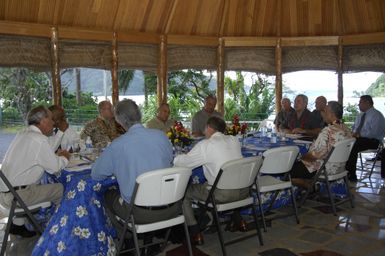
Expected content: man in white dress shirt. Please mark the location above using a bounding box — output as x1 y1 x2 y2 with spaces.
48 105 80 151
174 116 248 244
0 106 70 237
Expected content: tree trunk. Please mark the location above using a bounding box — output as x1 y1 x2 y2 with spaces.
75 68 82 105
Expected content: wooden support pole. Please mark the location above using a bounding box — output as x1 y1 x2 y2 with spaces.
50 27 61 106
337 38 344 105
111 32 119 105
157 35 168 106
217 38 225 115
275 38 282 114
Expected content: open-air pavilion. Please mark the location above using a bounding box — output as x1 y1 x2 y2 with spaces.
0 0 385 113
0 1 385 255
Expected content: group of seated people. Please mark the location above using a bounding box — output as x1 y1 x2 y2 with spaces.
275 94 385 182
274 94 327 137
1 93 384 249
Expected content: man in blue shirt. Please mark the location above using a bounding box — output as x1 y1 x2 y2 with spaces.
91 99 179 236
346 95 385 181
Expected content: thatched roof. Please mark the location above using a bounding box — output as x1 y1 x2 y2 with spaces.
0 0 385 73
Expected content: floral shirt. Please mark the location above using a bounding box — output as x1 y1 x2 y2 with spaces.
80 117 125 148
302 122 352 175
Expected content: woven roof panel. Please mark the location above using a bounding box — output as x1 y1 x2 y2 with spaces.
344 44 385 72
168 45 217 71
59 40 112 69
0 36 50 69
118 43 158 72
225 47 275 74
282 46 338 73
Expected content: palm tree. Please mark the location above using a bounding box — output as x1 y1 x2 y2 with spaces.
118 70 135 94
143 72 157 108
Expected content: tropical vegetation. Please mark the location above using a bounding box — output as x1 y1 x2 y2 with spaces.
1 67 383 127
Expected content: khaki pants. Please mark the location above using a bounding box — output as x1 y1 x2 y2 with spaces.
182 183 249 226
0 183 63 209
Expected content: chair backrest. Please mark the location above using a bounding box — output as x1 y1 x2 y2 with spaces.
325 138 356 164
133 166 191 207
215 156 263 190
260 146 299 175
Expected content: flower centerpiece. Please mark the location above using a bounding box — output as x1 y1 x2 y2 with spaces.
167 121 193 148
226 114 248 136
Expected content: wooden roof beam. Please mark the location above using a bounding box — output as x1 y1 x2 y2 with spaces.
342 32 385 45
281 36 339 46
0 21 51 38
167 34 218 46
224 37 277 47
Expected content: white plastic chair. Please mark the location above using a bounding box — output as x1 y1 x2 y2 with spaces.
116 166 193 256
254 146 300 231
300 138 356 215
0 169 51 256
199 156 264 256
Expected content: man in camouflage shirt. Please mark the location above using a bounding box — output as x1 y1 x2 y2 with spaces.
80 101 125 148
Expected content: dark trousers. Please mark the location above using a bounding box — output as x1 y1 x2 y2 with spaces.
104 189 182 238
290 160 316 179
345 137 380 178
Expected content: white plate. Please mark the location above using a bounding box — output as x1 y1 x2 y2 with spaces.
67 159 89 168
293 139 313 144
65 164 92 172
285 134 301 139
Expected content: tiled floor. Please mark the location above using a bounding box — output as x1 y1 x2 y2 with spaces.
1 155 385 256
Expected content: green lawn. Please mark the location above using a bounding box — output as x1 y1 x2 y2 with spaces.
0 124 23 133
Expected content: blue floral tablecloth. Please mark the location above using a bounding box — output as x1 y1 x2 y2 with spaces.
32 169 118 256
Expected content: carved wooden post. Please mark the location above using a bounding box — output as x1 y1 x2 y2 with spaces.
111 32 119 105
275 38 282 114
217 38 225 115
338 37 344 105
50 27 61 106
157 35 168 106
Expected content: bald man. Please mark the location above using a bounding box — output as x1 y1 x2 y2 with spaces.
191 95 223 137
146 103 175 133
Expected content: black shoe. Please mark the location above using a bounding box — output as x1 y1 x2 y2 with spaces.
348 175 358 182
9 223 37 237
141 244 162 256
